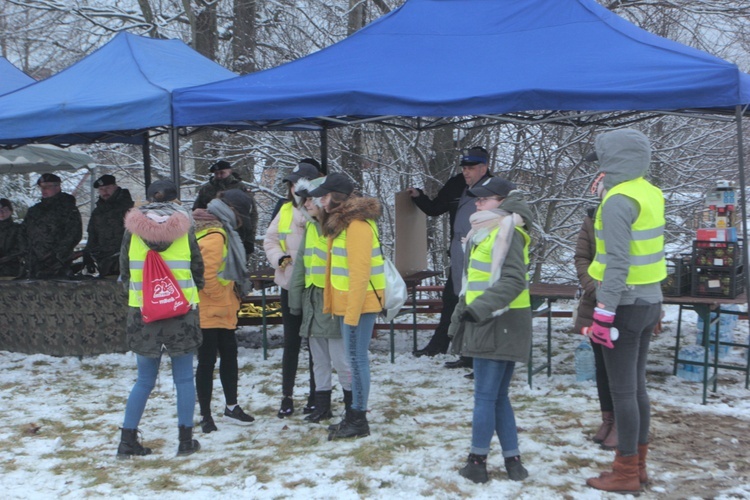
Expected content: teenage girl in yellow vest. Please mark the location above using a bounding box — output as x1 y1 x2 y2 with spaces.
117 179 204 458
288 178 352 424
583 129 664 494
448 177 533 484
308 173 384 440
264 159 322 418
193 189 256 433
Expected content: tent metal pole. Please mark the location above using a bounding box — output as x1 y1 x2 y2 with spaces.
142 132 152 191
169 127 180 194
321 127 328 174
736 105 748 252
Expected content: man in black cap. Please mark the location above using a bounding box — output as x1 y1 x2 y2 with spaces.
0 198 24 277
406 147 492 369
193 160 247 210
21 173 83 278
82 174 134 276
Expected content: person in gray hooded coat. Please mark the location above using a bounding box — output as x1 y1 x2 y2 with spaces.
583 129 664 494
448 178 533 484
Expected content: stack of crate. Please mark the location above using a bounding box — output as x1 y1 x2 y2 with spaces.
691 241 744 298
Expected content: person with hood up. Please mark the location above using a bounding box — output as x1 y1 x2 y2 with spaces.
193 189 256 434
22 173 82 278
264 159 323 418
289 177 352 424
583 129 664 494
83 174 134 276
308 172 383 441
116 179 205 458
0 198 24 277
448 177 533 484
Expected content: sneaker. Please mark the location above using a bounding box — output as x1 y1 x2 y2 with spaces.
277 397 294 418
200 416 218 433
224 405 255 423
303 401 316 415
505 456 528 481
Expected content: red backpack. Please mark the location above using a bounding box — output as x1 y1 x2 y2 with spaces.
140 249 191 323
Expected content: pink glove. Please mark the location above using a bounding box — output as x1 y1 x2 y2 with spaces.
587 307 618 349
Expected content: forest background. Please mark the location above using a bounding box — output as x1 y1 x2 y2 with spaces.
2 0 750 283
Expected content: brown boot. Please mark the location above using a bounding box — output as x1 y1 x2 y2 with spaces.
586 451 641 493
638 443 649 485
600 420 618 450
592 411 614 444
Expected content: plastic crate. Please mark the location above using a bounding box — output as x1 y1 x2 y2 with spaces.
661 255 691 296
692 240 742 268
691 265 744 298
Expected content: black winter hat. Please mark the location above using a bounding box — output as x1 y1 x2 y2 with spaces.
220 189 254 216
307 172 354 197
460 147 489 166
146 179 178 202
37 173 61 185
0 198 12 212
93 174 116 188
210 160 232 173
468 177 516 198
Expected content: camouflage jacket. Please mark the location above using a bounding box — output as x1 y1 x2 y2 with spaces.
84 188 134 275
0 218 24 276
192 172 246 210
22 192 82 278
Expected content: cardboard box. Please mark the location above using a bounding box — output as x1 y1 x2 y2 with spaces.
696 228 737 242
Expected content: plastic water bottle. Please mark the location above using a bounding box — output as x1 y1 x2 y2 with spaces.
575 340 596 382
676 345 706 382
696 307 737 360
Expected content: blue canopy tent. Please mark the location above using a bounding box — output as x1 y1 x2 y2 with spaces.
0 57 34 96
0 32 236 187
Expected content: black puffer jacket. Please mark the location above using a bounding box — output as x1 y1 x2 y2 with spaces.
84 187 134 275
0 218 24 277
22 192 82 278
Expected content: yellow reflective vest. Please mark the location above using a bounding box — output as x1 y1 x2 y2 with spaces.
466 226 531 309
127 233 199 307
196 227 230 287
277 201 294 253
329 219 385 292
303 222 328 288
588 177 666 284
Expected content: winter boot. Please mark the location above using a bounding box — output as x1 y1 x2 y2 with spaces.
199 415 218 433
305 391 333 423
303 394 316 415
601 420 618 450
592 411 614 444
504 455 529 481
586 451 641 493
116 428 152 459
327 390 352 431
638 443 649 485
176 425 201 457
277 396 294 418
328 409 370 440
458 453 488 484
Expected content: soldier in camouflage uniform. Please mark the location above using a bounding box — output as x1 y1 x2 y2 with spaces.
22 173 83 278
0 198 24 277
83 174 134 276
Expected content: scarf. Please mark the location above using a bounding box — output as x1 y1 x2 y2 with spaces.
459 208 525 297
207 199 249 285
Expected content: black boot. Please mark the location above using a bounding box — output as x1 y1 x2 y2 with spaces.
176 425 201 456
327 389 352 431
305 390 333 423
328 409 370 440
459 453 488 483
504 455 529 481
116 428 152 459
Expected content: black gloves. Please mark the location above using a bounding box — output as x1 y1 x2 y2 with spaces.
460 310 478 323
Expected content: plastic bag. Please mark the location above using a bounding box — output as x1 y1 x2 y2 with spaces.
141 250 191 323
380 257 408 323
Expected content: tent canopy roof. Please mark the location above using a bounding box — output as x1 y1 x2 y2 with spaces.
0 57 34 96
0 145 95 175
0 32 236 145
173 0 750 130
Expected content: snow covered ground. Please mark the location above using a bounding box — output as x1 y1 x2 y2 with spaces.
1 303 749 499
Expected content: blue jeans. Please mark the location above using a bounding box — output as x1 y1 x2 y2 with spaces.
471 357 520 457
339 313 376 412
123 353 196 429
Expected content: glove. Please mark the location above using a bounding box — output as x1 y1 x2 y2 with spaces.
278 256 292 269
460 310 478 323
587 307 617 349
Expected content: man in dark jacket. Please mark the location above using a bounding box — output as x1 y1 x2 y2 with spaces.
407 147 492 368
83 174 134 276
0 198 24 277
22 173 82 278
